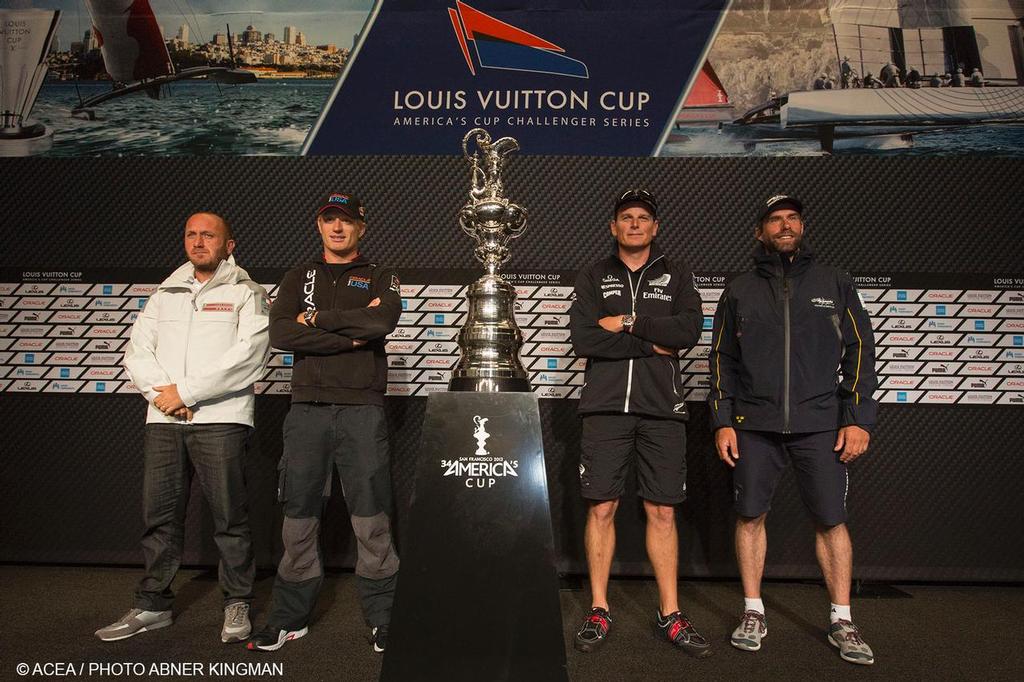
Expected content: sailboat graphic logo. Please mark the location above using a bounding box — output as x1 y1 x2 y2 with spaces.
447 1 589 79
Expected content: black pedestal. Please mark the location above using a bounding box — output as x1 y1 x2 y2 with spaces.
381 392 567 682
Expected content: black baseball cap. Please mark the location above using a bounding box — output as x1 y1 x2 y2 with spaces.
758 194 803 222
614 189 657 218
317 192 367 221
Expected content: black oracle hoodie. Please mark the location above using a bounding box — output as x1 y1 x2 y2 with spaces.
270 255 401 405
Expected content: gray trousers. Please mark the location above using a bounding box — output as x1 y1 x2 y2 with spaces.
134 423 255 611
267 403 400 630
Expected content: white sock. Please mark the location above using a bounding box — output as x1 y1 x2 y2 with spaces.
830 603 851 623
744 598 765 615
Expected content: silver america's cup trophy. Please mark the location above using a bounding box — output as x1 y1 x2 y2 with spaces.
0 9 61 157
449 128 531 392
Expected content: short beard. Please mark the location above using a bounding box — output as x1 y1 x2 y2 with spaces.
760 233 801 254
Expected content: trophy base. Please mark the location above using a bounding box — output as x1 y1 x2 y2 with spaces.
381 392 567 681
448 375 531 392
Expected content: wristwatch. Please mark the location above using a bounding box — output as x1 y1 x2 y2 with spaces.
621 314 636 332
303 309 318 327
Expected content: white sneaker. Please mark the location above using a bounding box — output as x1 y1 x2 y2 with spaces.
222 602 252 643
731 610 767 651
95 608 172 641
246 626 308 651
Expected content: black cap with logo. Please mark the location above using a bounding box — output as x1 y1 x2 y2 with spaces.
758 194 803 222
614 189 658 218
317 192 367 221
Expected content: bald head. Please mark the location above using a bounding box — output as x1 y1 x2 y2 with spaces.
184 212 235 280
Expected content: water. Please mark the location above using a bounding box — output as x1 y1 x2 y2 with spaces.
32 80 333 156
661 123 1024 156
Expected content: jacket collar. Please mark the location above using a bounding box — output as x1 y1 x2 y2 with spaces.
160 255 250 291
752 242 815 278
610 240 665 269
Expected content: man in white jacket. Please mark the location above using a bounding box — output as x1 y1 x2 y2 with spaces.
95 212 270 644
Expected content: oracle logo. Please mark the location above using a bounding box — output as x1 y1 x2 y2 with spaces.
923 291 958 301
888 378 918 386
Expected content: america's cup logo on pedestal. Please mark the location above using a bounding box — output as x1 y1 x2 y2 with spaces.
449 128 531 393
0 9 61 157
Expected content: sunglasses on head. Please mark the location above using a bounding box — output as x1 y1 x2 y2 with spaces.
619 189 655 203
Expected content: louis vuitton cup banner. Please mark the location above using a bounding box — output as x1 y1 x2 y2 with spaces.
304 0 730 155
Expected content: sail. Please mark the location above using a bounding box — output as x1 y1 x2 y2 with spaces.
83 0 173 84
829 1 1024 84
0 9 61 126
827 0 973 29
685 62 730 107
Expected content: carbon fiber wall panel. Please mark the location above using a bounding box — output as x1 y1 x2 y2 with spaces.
3 157 1023 272
2 156 1023 581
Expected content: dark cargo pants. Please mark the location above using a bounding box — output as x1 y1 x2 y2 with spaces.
267 403 399 630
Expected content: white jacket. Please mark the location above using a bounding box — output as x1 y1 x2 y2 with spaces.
123 256 271 426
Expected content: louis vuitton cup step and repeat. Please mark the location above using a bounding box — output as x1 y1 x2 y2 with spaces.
381 130 567 682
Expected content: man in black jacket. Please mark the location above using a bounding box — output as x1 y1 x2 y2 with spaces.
709 195 877 665
248 193 401 653
568 189 707 657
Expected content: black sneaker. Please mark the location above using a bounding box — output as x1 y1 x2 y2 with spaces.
574 607 612 653
370 625 388 653
246 625 308 652
654 611 712 658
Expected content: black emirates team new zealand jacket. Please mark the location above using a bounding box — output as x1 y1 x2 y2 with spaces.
708 245 878 434
569 242 703 420
269 255 401 405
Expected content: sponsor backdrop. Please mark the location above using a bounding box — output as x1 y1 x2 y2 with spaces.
2 155 1023 581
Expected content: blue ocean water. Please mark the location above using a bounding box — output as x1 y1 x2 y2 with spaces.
33 80 333 156
661 123 1024 156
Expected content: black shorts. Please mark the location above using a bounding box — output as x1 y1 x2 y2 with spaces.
733 430 848 526
579 414 687 504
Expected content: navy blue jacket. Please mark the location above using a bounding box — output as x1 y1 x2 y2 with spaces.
709 245 877 433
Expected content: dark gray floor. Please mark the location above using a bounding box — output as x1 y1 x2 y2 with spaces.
1 566 1020 681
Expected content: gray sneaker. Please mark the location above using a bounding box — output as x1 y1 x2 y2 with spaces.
95 608 172 641
828 619 875 665
222 602 252 643
731 610 767 651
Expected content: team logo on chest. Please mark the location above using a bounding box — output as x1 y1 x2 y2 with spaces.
348 275 371 290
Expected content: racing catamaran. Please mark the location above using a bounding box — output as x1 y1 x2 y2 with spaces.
71 0 255 116
726 0 1024 152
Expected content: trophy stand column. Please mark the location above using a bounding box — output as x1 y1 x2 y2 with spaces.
379 393 567 681
381 129 567 681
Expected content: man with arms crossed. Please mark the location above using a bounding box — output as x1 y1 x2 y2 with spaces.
569 189 707 657
97 212 270 643
709 195 878 665
248 193 401 653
